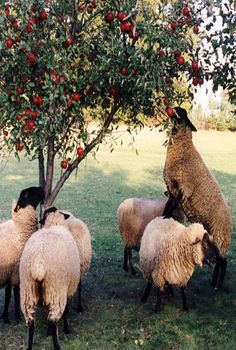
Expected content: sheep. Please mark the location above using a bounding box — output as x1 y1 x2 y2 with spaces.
19 210 80 350
117 196 185 274
0 186 44 324
41 206 92 312
162 107 233 289
140 217 216 312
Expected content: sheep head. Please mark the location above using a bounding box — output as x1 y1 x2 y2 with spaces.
172 107 197 132
14 186 45 212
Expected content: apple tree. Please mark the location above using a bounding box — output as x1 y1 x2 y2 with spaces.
0 0 227 209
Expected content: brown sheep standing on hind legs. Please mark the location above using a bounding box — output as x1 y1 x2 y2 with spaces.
163 107 232 290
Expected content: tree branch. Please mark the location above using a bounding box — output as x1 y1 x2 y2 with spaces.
47 101 121 207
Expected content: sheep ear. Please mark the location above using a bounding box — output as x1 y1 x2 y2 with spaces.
59 212 70 220
191 238 201 245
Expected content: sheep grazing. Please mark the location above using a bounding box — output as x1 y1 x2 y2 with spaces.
41 207 92 312
163 107 232 289
20 210 80 350
140 217 216 312
117 196 185 274
0 186 44 324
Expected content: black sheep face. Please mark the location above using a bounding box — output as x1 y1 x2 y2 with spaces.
172 107 197 132
14 186 45 212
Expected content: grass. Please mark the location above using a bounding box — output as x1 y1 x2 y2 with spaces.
0 128 235 350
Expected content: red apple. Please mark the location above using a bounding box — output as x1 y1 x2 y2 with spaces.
40 9 48 20
17 87 23 94
106 12 114 22
177 56 185 65
67 37 73 45
3 130 8 136
38 96 43 106
117 11 126 22
170 22 177 30
178 17 184 26
182 7 190 16
166 107 175 117
192 78 199 86
32 111 39 119
77 147 84 157
28 52 36 63
6 38 14 48
109 86 118 98
68 97 73 106
17 143 24 151
87 5 93 14
61 160 68 169
26 25 33 33
198 77 204 85
120 67 127 75
16 114 22 121
193 24 199 34
24 108 31 117
192 61 198 70
159 49 165 57
121 21 132 33
28 120 36 129
73 93 80 101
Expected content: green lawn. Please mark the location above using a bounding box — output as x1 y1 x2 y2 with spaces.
0 128 235 350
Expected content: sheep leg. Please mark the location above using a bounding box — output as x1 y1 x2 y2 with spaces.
180 287 189 311
163 190 182 218
1 284 11 323
123 247 129 272
218 258 227 288
128 248 136 275
141 280 152 303
49 321 61 350
166 284 174 297
77 281 84 313
154 287 161 313
13 285 21 323
211 260 220 288
63 302 70 334
212 257 227 289
27 319 35 350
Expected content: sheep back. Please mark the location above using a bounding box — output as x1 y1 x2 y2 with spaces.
164 129 232 257
140 217 206 291
20 225 80 323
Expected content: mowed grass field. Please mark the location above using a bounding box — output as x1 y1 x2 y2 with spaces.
0 128 235 350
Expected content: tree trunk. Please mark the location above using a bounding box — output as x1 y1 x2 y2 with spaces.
39 102 121 214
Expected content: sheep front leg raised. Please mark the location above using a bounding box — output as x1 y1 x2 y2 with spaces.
163 189 183 219
211 256 227 290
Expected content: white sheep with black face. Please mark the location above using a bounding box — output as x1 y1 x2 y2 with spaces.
20 210 80 350
163 107 232 289
117 195 185 274
41 206 92 312
0 186 44 324
139 217 216 312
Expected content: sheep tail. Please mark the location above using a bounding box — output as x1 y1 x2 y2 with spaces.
31 258 46 282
